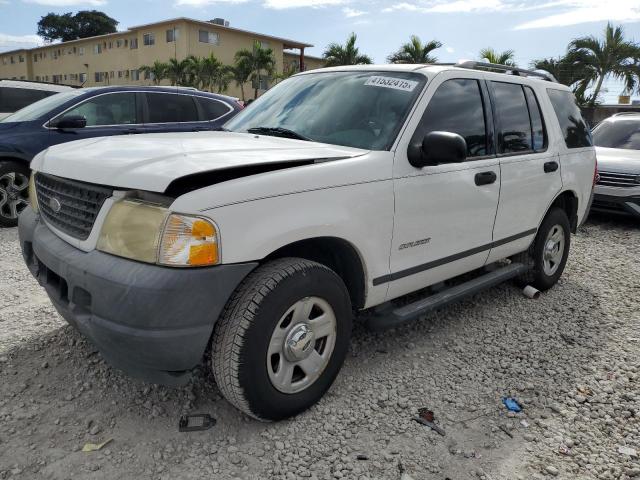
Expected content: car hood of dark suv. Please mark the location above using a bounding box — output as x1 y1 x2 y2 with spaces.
596 146 640 174
33 131 368 193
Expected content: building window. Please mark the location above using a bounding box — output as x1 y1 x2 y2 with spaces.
252 76 269 91
130 69 140 81
108 41 113 49
198 30 219 45
33 55 37 63
110 71 115 78
2 58 6 65
79 47 84 56
116 39 123 48
95 72 107 82
94 44 102 54
79 73 87 83
166 28 179 43
35 76 40 81
19 55 24 63
10 56 15 64
143 33 155 46
130 37 138 49
258 41 270 49
124 39 128 47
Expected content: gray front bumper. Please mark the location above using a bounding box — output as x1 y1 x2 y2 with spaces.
19 208 257 385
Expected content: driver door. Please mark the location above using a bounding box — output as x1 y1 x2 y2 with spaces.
385 73 501 300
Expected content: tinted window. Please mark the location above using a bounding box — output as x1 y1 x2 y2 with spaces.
63 93 138 126
0 88 54 112
1 90 85 123
417 78 487 157
146 93 198 123
592 119 640 150
547 89 592 148
491 82 532 153
524 86 547 151
198 97 231 120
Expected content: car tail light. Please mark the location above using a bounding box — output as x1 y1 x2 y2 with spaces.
235 100 245 109
593 157 599 187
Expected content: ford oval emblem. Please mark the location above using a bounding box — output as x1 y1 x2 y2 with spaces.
49 197 62 214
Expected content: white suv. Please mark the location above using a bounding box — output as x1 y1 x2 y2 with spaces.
19 62 596 420
0 79 73 120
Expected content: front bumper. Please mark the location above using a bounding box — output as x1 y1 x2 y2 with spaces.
592 192 640 218
19 209 257 385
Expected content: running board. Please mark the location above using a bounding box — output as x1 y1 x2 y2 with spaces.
365 263 527 331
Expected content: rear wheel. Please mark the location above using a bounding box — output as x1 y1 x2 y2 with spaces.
211 258 352 421
514 207 571 291
0 161 30 228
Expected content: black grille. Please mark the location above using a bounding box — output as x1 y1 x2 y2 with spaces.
597 171 640 188
35 173 113 240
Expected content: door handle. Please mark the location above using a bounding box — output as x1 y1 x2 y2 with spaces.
475 171 497 186
544 161 559 173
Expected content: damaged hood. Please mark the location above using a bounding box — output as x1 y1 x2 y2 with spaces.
33 131 368 192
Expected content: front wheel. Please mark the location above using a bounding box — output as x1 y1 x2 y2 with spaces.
0 161 30 228
514 207 571 291
211 258 352 421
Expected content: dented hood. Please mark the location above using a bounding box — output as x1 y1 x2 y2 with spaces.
33 131 368 192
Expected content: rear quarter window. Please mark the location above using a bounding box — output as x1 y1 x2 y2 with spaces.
198 97 232 120
0 87 54 112
546 89 592 149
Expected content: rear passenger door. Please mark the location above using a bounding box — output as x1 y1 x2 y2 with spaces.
387 73 500 301
141 92 204 133
485 81 562 264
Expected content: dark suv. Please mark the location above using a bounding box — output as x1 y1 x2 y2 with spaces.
0 86 242 226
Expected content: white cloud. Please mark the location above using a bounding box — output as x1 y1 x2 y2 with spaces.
342 6 366 17
22 0 106 5
514 0 640 29
382 0 506 13
445 46 455 53
0 32 43 52
263 0 346 9
175 0 248 5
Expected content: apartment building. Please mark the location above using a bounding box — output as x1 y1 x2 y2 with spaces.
0 17 324 99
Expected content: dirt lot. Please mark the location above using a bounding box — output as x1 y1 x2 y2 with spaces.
1 214 638 480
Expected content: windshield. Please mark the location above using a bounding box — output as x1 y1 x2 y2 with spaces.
225 71 427 150
592 119 640 150
1 90 85 123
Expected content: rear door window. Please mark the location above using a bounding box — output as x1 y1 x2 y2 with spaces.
198 97 232 120
524 86 547 151
0 87 54 112
415 78 488 158
491 82 532 154
61 92 139 126
547 89 592 148
146 93 199 123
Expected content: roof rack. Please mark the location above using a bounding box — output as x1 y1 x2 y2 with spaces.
0 78 80 88
454 61 558 83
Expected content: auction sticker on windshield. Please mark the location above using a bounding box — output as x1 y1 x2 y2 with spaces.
365 76 419 92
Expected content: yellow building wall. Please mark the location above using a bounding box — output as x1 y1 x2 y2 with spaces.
0 50 30 79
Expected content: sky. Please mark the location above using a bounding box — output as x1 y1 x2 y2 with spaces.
1 0 639 102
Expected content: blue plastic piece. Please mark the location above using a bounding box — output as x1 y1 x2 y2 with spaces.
502 397 522 412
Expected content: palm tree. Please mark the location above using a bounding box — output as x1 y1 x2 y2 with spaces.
479 47 516 66
532 53 596 106
323 33 372 67
139 61 168 86
229 62 252 102
387 36 442 64
235 41 276 99
567 22 640 107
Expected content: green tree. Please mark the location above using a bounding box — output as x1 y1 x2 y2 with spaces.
567 22 640 107
37 10 118 42
323 33 372 67
229 62 252 102
479 47 517 66
139 61 168 86
387 36 442 64
165 57 192 86
235 41 276 99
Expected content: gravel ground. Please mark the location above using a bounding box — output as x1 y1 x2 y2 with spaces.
0 214 638 480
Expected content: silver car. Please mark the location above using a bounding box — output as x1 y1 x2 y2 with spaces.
592 112 640 218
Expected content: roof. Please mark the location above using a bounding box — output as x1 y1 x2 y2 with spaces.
1 17 313 55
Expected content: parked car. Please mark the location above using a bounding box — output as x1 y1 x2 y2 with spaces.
0 79 74 121
0 86 242 226
19 63 596 420
591 112 640 218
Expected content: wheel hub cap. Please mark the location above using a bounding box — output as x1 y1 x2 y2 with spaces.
284 324 316 362
542 224 565 276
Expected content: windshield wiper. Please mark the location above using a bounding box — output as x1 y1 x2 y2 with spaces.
246 126 311 141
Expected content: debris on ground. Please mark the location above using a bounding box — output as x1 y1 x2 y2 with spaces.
81 439 113 452
502 397 522 413
178 413 216 432
618 446 638 458
413 408 446 436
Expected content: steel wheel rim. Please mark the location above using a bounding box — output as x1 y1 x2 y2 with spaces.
0 172 29 221
542 224 565 276
267 296 337 394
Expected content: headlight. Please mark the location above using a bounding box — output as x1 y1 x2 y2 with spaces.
29 173 38 213
97 200 219 267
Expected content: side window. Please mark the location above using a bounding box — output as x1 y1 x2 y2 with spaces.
524 86 547 151
0 88 52 112
146 93 199 123
198 97 231 120
61 93 138 126
417 78 488 157
491 82 532 154
547 89 593 148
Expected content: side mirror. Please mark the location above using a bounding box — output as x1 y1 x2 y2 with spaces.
408 131 467 168
50 115 87 130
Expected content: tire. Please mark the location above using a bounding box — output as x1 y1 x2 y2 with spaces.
0 161 30 228
212 258 352 421
513 207 571 291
